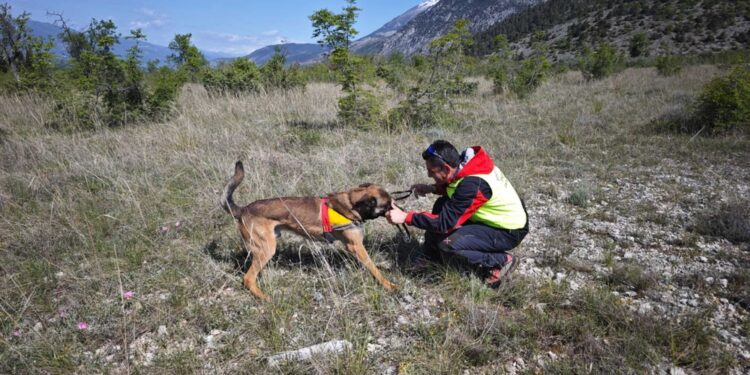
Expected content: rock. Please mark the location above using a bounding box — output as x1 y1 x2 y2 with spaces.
158 325 168 337
267 339 352 366
535 303 547 314
698 256 708 263
312 291 324 302
401 294 415 304
705 277 714 284
548 351 558 360
638 303 653 315
670 366 687 375
687 299 699 307
569 280 580 291
33 322 43 333
623 252 634 260
397 316 409 325
719 279 728 288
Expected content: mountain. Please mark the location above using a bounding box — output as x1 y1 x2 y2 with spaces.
367 0 543 56
26 20 232 64
351 0 439 55
245 0 539 64
241 1 437 65
246 43 329 65
472 0 750 61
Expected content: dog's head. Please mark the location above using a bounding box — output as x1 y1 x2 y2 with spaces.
350 183 393 221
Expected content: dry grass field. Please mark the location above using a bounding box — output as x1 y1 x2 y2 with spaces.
1 65 749 374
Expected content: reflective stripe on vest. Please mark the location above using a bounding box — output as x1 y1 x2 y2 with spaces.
446 166 527 230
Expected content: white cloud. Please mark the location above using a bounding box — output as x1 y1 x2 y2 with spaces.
193 31 294 56
129 8 168 30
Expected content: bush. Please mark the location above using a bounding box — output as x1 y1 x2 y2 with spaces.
628 32 650 58
203 58 262 94
259 50 304 91
510 54 551 98
579 42 624 80
655 53 682 76
337 89 382 129
692 66 750 133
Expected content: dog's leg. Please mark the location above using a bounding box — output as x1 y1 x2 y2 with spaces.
240 221 277 301
339 229 398 291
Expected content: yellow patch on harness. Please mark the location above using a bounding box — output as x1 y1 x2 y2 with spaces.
327 207 352 227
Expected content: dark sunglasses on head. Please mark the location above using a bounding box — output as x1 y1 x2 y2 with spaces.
422 145 448 165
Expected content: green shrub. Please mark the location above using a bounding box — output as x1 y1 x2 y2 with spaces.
628 32 650 58
338 89 382 129
259 49 304 91
203 58 262 94
566 188 589 207
655 53 682 76
692 66 750 133
579 42 624 80
146 67 185 118
511 54 551 98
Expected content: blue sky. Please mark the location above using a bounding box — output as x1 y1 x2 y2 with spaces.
8 0 424 56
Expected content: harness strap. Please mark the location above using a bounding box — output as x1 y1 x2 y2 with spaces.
321 197 333 233
320 197 360 243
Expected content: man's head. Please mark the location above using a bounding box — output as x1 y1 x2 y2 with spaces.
422 140 460 184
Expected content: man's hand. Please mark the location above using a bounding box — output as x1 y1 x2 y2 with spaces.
386 201 407 225
410 183 434 197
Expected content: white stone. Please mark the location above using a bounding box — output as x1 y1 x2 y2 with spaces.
705 277 714 284
158 325 168 337
638 303 653 315
719 279 728 288
698 256 708 263
267 340 352 366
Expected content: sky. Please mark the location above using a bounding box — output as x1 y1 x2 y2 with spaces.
7 0 424 56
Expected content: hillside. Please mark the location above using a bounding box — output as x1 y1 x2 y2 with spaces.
372 0 541 56
1 64 748 373
473 0 750 62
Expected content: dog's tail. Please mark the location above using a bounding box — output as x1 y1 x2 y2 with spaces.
221 161 245 220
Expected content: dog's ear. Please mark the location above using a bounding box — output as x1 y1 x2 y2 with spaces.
327 192 362 222
358 183 373 188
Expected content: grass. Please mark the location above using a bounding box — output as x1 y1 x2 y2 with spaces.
1 65 748 373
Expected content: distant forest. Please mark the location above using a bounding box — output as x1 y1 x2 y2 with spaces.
471 0 750 56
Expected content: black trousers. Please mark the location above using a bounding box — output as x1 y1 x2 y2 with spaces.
422 197 528 269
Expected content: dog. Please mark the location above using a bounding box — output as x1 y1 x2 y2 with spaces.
220 161 398 300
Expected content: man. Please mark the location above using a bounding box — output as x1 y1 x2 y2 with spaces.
386 140 528 287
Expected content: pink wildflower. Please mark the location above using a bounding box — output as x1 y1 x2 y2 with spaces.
77 321 89 330
123 291 135 300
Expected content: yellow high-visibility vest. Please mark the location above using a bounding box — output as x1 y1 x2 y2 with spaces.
447 166 527 230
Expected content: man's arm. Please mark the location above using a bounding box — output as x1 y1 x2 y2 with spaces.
406 177 492 233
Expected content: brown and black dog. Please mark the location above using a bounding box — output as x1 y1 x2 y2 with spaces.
220 161 398 300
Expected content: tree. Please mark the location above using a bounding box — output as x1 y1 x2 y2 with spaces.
628 32 649 57
168 33 207 81
310 0 381 129
0 3 53 86
310 0 360 90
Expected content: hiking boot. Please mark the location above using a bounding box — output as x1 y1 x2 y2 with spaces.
484 254 518 288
